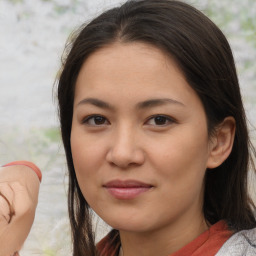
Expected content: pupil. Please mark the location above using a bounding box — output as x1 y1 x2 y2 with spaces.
155 116 166 125
95 116 105 125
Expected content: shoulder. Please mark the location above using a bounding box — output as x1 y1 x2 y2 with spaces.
216 227 256 256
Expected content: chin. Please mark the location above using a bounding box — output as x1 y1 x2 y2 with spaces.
105 217 153 233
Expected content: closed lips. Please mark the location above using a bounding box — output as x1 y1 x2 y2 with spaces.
103 180 153 188
103 180 153 200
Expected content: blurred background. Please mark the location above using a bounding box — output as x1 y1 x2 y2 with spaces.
0 0 255 255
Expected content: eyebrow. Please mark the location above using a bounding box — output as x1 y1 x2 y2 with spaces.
76 97 185 110
136 98 185 109
76 98 113 110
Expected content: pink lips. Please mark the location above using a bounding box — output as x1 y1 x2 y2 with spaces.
103 180 153 200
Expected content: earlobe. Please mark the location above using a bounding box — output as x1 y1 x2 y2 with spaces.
207 117 236 169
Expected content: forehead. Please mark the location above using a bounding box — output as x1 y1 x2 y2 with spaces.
78 42 173 85
74 42 199 108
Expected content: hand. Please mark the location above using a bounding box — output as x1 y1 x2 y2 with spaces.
0 165 40 256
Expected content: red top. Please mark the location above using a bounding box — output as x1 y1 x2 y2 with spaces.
3 161 42 182
97 220 233 256
170 220 233 256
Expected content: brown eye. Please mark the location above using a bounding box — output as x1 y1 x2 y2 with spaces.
146 115 175 126
154 116 168 125
94 116 106 125
83 115 109 126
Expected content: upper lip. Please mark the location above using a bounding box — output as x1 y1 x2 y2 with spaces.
103 179 153 188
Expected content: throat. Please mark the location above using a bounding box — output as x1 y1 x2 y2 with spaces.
118 218 209 256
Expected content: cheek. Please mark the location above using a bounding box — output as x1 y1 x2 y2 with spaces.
71 125 103 166
70 129 103 192
149 127 209 188
150 141 207 219
71 138 102 207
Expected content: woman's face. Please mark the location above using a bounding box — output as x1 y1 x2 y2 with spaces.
71 42 214 234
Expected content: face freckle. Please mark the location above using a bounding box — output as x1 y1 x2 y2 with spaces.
70 42 212 236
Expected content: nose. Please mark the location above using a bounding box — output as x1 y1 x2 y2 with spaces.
106 127 145 169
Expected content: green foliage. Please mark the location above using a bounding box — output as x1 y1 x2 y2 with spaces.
43 249 56 256
241 16 256 47
7 0 24 3
54 5 70 15
44 127 61 143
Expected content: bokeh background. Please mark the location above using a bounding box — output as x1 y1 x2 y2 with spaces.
0 0 255 255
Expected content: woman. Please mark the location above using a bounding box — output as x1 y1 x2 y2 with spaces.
1 0 256 255
57 0 256 255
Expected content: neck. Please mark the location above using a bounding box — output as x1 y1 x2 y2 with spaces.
119 215 209 256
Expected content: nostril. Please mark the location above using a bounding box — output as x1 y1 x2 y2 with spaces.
106 147 145 169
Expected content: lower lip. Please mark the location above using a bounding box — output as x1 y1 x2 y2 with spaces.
105 187 152 200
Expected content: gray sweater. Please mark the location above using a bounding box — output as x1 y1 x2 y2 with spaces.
216 227 256 255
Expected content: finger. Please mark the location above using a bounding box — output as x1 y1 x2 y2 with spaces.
9 252 19 256
0 192 12 225
0 166 40 256
0 184 15 226
0 184 15 207
10 182 37 217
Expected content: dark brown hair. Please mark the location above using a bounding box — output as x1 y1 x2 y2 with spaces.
57 0 256 255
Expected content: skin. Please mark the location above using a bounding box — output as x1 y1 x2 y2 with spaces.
71 42 235 256
0 165 40 256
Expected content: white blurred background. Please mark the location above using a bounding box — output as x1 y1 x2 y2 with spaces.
0 0 255 255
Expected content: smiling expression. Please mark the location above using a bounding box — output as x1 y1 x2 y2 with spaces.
71 42 214 234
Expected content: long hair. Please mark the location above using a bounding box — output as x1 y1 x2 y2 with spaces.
57 0 256 255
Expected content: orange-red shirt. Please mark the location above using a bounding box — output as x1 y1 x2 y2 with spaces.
170 220 233 256
97 220 233 256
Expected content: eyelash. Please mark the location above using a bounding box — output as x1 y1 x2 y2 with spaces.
145 115 176 126
82 115 109 126
82 114 176 127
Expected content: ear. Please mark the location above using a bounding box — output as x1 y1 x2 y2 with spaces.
207 117 236 169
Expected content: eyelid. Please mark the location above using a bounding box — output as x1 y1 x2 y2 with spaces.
82 114 110 126
145 114 177 126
